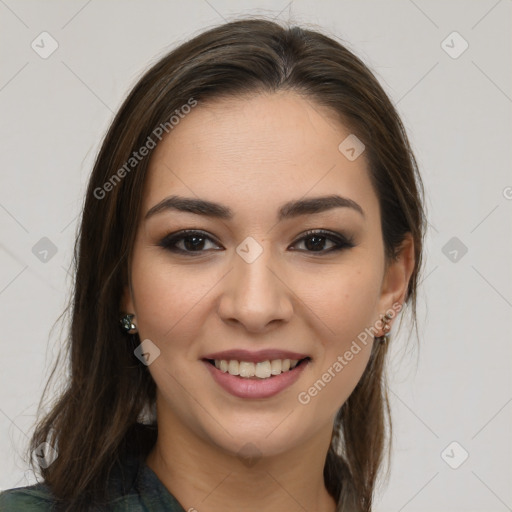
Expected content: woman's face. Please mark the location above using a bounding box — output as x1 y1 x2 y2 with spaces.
123 91 407 458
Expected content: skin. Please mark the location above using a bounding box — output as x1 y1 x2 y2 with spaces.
121 90 415 512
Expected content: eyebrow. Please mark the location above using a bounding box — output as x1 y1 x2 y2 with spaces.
145 194 365 221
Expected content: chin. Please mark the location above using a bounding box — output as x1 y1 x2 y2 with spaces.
193 408 311 461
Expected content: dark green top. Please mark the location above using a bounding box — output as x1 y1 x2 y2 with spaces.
0 451 186 511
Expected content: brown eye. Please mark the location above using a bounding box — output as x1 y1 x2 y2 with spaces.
290 230 355 253
158 230 223 254
158 229 355 256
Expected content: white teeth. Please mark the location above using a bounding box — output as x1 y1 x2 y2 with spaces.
214 358 303 379
228 360 239 375
239 361 255 378
270 359 281 375
255 361 272 379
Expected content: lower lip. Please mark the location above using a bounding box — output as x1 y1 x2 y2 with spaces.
203 360 309 399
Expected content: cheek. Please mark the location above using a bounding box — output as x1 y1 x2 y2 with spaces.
130 251 216 347
297 261 382 346
292 262 381 407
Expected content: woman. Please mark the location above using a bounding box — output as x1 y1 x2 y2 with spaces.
0 17 425 512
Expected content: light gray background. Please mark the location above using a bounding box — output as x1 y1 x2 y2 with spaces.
1 1 511 511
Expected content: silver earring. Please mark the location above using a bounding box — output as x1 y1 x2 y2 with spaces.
120 313 137 334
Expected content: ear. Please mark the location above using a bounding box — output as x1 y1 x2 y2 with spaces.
120 283 135 315
377 232 415 328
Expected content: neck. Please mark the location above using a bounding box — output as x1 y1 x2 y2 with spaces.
145 407 337 512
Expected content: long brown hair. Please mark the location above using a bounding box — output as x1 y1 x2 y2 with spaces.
27 17 426 512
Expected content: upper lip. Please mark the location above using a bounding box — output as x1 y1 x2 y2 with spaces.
202 349 310 363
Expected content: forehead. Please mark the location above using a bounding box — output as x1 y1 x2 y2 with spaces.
143 91 379 223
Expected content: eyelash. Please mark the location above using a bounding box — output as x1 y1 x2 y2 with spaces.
157 229 355 256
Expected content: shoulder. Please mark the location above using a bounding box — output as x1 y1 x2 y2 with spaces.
0 483 55 511
0 442 185 512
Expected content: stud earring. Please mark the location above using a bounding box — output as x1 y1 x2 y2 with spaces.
378 312 392 343
120 313 138 334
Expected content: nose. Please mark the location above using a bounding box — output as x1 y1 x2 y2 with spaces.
217 243 294 333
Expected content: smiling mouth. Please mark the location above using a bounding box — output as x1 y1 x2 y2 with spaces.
204 357 311 379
